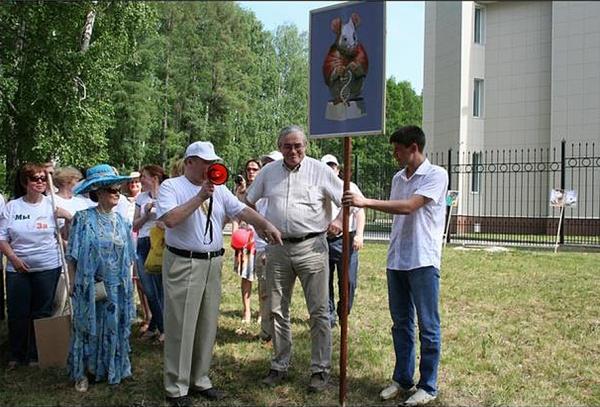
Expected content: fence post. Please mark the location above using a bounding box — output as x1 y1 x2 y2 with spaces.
560 139 566 245
446 148 452 243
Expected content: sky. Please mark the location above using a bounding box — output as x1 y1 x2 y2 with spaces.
237 1 425 93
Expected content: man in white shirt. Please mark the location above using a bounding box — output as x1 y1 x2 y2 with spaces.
156 140 281 406
320 154 366 328
343 125 448 406
246 125 343 393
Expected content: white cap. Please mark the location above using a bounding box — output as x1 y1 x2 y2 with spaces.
261 150 283 162
184 141 221 161
320 154 339 166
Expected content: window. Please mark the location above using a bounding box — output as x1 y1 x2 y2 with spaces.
474 6 485 44
473 78 484 117
471 152 482 193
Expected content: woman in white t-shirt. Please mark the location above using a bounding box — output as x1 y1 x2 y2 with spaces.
0 163 72 369
132 165 167 343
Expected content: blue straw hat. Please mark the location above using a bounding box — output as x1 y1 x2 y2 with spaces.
74 164 133 194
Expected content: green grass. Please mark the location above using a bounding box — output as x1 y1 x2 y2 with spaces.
1 241 599 406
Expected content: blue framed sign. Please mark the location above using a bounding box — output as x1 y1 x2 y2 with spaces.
308 1 386 139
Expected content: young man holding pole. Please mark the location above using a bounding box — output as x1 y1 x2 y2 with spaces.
342 125 448 406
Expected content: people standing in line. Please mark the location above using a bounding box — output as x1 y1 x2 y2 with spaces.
245 126 344 393
320 154 366 328
156 141 281 406
0 163 71 369
342 125 448 406
133 165 167 344
67 164 137 392
232 159 262 324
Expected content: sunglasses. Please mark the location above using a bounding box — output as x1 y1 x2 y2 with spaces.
29 176 47 183
99 186 121 194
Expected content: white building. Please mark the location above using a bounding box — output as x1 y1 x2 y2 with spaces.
423 1 600 235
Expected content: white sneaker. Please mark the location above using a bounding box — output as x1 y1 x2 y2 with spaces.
74 377 89 392
380 381 416 400
403 388 436 406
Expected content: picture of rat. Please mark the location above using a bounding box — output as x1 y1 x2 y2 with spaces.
322 12 369 106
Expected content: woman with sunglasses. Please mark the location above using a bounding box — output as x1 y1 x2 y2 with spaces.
0 163 72 369
66 164 136 392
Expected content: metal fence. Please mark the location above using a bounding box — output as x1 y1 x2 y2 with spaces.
355 141 600 248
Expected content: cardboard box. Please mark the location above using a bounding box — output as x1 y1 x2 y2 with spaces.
34 314 71 368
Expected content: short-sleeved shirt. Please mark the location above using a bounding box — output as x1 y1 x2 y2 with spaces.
54 194 94 228
387 159 448 271
156 175 246 252
329 181 364 233
135 191 157 238
246 157 343 239
0 196 62 272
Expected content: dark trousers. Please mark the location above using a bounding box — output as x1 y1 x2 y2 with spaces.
327 234 359 325
6 267 61 364
136 236 164 333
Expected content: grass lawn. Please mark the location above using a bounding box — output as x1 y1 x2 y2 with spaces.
1 241 599 406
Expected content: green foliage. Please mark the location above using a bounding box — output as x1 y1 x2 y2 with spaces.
1 1 422 189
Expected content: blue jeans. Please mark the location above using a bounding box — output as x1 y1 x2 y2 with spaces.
327 235 358 326
387 266 441 396
6 266 61 364
136 236 164 333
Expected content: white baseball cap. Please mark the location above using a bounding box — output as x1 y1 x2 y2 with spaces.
320 154 339 166
184 141 221 161
261 150 283 162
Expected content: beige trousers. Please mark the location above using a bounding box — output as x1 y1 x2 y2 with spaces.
266 234 331 374
162 248 223 397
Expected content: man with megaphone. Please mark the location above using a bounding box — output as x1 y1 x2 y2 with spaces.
156 141 282 406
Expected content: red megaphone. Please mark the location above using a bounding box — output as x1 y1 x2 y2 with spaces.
207 163 229 185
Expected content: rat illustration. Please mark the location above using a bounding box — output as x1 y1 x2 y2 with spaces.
323 12 369 106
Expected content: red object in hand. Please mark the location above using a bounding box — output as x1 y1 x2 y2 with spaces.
231 228 251 250
207 163 229 185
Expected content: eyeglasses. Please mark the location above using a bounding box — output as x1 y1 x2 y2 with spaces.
246 167 259 172
29 176 47 183
99 186 121 194
281 143 305 151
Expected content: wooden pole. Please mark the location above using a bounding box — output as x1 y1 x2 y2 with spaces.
554 204 565 253
339 136 352 406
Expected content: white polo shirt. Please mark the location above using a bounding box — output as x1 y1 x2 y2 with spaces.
387 159 448 270
156 175 246 252
246 156 343 239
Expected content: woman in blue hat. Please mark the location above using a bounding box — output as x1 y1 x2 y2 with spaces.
66 164 136 392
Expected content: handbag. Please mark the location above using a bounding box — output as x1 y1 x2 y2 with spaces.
95 281 107 302
144 226 165 274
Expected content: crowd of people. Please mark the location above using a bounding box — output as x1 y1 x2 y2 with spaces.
0 124 448 407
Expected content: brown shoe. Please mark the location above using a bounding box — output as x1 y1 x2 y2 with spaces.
262 369 288 387
308 371 330 393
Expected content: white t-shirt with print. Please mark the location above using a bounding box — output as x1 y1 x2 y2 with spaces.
0 196 62 272
156 175 246 252
135 191 157 238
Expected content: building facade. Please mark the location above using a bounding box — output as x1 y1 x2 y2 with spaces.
423 1 599 238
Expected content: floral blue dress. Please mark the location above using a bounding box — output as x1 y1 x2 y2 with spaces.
66 207 135 384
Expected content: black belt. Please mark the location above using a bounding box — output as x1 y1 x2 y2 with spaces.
327 231 356 242
167 245 225 259
282 231 324 244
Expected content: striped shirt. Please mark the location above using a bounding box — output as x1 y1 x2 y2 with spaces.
246 157 343 239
